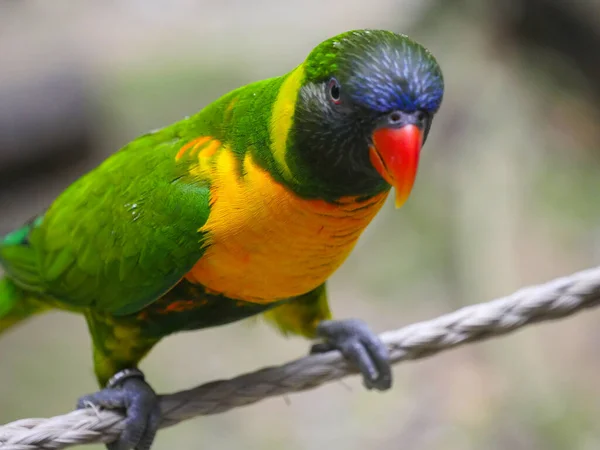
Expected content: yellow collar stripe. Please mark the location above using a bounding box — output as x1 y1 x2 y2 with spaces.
269 64 305 182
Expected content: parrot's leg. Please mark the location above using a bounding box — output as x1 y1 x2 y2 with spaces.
262 283 332 338
77 311 161 450
263 284 392 391
311 319 392 391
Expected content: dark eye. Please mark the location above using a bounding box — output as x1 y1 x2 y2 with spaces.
389 111 402 123
328 78 341 104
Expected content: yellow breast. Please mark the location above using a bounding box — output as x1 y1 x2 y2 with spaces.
185 149 388 303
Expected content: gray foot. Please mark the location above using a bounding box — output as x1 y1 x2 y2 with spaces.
311 319 392 391
77 369 161 450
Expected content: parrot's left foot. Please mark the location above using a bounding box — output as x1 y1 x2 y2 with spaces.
77 369 161 450
311 319 392 391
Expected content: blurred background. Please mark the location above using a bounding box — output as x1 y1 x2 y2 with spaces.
2 0 600 449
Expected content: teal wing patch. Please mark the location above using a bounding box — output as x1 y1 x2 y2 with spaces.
0 217 45 291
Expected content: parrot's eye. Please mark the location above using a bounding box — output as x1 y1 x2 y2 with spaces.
328 78 341 104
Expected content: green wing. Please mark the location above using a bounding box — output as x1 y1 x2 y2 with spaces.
1 126 212 315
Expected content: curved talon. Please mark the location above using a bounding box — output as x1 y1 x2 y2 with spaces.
313 319 392 391
77 370 161 450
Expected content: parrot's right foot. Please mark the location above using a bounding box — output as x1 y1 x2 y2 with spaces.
77 369 161 450
311 319 392 391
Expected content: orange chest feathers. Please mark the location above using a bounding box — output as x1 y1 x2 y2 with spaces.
185 149 389 304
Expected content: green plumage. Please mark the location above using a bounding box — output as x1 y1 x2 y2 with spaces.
0 74 284 312
0 74 327 384
0 29 444 394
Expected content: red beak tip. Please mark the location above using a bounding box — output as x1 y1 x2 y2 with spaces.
371 125 423 208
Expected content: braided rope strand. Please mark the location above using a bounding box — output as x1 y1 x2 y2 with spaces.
2 266 600 450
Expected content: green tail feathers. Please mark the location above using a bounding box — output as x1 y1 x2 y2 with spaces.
0 217 47 334
0 276 45 334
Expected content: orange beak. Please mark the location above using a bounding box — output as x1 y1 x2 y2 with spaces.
369 124 423 208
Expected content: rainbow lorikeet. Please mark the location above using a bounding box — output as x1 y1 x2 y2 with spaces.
0 29 444 450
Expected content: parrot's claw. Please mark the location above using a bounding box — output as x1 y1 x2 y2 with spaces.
77 369 161 450
311 319 392 391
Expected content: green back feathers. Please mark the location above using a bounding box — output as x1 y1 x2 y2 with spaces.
1 131 213 315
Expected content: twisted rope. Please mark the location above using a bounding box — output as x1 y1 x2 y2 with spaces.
2 266 600 450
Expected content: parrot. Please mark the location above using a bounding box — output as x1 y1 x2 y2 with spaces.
0 29 444 450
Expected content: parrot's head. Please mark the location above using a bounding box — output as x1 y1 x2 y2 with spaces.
289 29 444 207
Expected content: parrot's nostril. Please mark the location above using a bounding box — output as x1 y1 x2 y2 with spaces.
389 112 402 123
